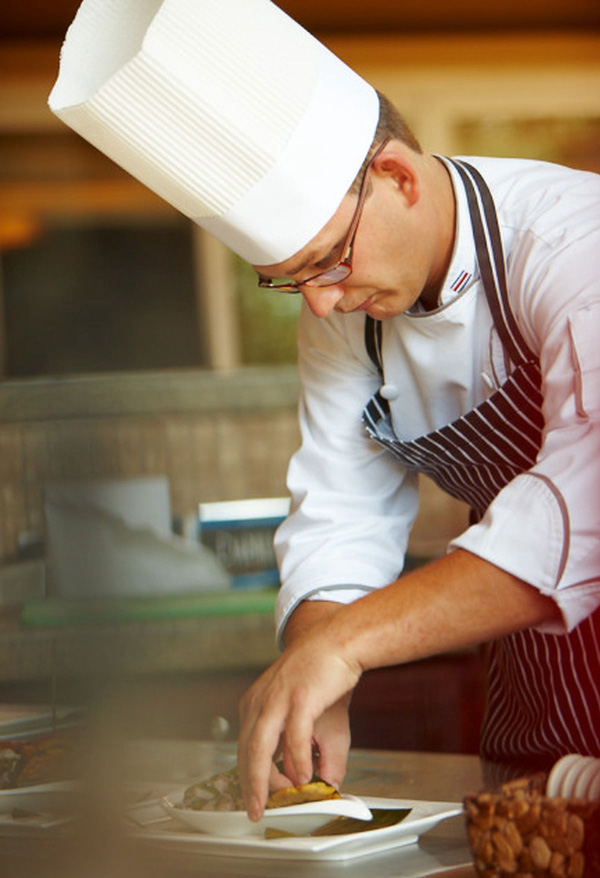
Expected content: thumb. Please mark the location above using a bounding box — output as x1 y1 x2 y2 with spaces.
316 743 349 791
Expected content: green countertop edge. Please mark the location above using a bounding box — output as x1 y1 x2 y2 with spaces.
20 589 278 628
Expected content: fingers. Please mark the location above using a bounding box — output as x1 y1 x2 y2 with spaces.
268 760 293 792
237 635 361 822
314 738 349 790
310 697 351 789
239 675 316 821
238 680 286 821
281 704 319 787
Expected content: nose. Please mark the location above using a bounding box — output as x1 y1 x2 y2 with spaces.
300 285 345 318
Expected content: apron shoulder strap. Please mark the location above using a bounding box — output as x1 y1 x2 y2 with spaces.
363 316 391 419
448 159 537 367
364 315 384 376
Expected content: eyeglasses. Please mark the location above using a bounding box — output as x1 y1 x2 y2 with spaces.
257 139 389 294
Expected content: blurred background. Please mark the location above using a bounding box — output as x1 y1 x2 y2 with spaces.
0 2 599 752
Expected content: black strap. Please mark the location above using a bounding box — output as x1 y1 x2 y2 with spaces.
363 316 391 418
364 315 384 376
449 159 537 367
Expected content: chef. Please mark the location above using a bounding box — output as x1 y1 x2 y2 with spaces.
50 0 600 822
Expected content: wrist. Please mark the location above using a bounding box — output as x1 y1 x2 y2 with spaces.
282 600 341 647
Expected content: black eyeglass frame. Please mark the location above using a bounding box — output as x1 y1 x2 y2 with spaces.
257 139 390 294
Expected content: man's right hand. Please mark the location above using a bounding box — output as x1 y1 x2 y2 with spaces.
279 601 351 789
237 599 359 820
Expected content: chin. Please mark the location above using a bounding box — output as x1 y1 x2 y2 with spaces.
365 296 406 320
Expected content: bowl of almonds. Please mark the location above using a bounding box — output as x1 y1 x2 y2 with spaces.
464 761 600 877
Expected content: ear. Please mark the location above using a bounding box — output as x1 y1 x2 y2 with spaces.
372 144 420 207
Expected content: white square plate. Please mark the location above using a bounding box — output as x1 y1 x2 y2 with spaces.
129 795 463 862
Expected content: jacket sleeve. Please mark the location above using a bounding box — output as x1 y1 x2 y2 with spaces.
451 187 600 634
274 303 419 644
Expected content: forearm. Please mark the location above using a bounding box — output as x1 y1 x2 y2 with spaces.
324 548 562 674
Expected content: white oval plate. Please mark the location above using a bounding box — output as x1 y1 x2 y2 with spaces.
162 791 372 837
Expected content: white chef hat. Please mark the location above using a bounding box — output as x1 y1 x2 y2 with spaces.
48 0 379 266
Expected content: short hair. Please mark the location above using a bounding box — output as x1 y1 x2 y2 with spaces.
348 91 422 194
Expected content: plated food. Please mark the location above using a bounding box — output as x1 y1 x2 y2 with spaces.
164 766 373 837
267 780 342 809
0 731 78 790
179 766 342 813
180 765 246 812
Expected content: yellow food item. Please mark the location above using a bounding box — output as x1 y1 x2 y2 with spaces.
266 780 341 809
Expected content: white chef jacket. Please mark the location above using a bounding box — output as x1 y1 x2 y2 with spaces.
274 155 600 646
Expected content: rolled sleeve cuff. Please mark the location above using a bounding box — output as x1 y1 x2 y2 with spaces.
449 472 599 634
275 581 375 649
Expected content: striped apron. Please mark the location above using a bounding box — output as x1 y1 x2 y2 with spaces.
362 159 600 770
